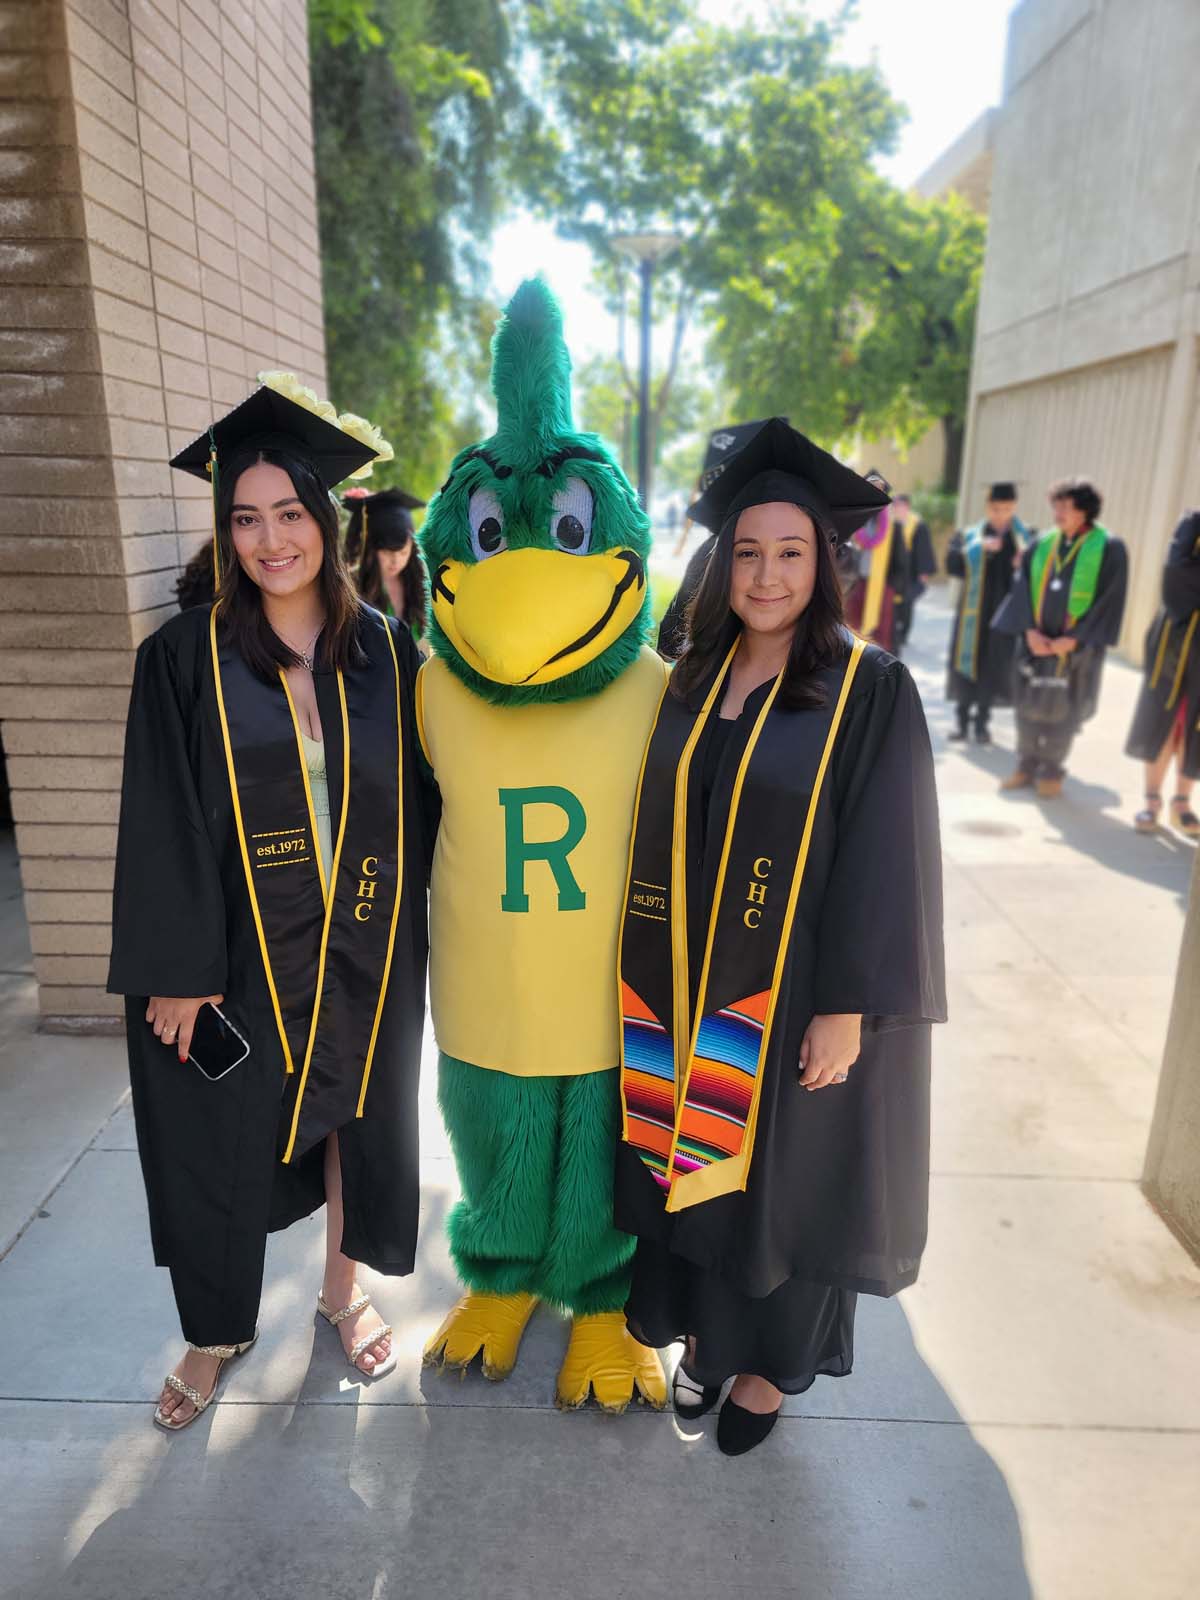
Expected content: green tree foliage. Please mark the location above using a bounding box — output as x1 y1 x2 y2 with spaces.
309 0 513 493
573 351 713 488
511 0 983 495
717 184 985 492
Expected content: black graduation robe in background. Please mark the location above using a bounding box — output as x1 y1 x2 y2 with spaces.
992 532 1128 769
107 605 435 1316
945 524 1019 706
892 516 937 652
657 533 717 659
615 647 946 1303
1126 511 1200 777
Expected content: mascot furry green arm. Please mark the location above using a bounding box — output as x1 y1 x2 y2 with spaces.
417 277 669 1411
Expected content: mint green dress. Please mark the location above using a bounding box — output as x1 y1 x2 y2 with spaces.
301 732 333 881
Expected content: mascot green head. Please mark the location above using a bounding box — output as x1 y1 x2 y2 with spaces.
421 278 651 704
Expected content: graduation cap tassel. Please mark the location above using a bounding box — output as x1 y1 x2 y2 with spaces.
208 428 221 587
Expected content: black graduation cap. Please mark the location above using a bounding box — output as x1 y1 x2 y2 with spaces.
344 487 427 564
699 418 779 491
988 481 1019 502
169 384 379 490
687 417 891 544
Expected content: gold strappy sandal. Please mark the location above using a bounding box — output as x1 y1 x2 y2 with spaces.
153 1332 258 1432
317 1289 396 1378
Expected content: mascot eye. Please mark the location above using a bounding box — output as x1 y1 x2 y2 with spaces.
550 477 593 554
468 488 508 560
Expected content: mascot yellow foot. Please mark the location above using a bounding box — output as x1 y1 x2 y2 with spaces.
423 1291 538 1381
554 1311 667 1414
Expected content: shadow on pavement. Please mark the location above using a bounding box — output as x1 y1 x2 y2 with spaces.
10 1298 1034 1600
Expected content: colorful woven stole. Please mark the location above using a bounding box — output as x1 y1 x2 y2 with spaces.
1031 524 1108 628
618 635 865 1213
210 605 406 1162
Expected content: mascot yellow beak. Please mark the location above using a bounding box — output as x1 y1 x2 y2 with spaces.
431 545 646 686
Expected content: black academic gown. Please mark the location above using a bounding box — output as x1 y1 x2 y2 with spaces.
892 517 936 651
618 647 945 1386
1126 512 1200 777
992 532 1128 771
107 605 435 1345
657 533 717 659
945 524 1019 708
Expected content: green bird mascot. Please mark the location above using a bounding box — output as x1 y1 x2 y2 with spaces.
418 278 669 1411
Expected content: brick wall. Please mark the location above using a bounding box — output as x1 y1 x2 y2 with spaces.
0 0 327 1027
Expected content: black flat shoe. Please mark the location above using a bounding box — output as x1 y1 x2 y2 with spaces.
948 727 969 742
673 1363 720 1420
716 1395 782 1456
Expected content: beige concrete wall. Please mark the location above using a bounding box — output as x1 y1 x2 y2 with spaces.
959 0 1200 658
1144 848 1200 1261
0 0 326 1027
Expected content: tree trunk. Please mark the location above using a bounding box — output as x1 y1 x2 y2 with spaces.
941 415 965 496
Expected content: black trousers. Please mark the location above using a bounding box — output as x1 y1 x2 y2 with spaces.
954 692 993 733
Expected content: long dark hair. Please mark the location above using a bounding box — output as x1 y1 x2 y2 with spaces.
357 530 429 634
213 446 365 679
672 507 849 710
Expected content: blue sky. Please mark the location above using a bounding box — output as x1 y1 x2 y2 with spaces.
490 0 1015 362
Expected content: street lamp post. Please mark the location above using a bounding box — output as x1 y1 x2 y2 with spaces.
612 231 680 510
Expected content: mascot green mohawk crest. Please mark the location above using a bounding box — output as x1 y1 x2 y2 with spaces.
421 277 652 702
418 279 668 1412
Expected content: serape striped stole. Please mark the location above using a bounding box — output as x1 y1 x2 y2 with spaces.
618 636 865 1214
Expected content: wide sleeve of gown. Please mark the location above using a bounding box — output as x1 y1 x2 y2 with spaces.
812 661 947 1029
106 625 228 999
1071 536 1128 647
990 542 1035 635
1162 512 1200 622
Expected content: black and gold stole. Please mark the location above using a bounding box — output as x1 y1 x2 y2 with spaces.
209 606 405 1162
619 635 864 1212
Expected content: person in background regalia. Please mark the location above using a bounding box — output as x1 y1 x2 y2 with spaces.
615 418 946 1457
992 476 1128 798
944 481 1029 744
175 541 216 611
344 485 429 645
1125 509 1200 837
107 376 436 1431
888 493 937 654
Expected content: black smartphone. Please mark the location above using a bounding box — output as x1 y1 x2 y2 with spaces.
186 1002 250 1083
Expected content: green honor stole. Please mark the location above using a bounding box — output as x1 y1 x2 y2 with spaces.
209 606 405 1162
618 635 865 1213
1030 525 1108 628
954 523 988 680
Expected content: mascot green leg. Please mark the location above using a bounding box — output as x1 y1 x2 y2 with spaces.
437 1053 633 1311
426 1053 666 1411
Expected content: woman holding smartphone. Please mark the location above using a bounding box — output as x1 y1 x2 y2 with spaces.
108 378 435 1430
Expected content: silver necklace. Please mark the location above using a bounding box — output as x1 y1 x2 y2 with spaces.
276 624 323 670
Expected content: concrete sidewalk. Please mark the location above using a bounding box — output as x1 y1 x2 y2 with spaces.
1 592 1198 1600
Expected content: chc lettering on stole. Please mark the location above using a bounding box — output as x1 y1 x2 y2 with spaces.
744 856 771 929
354 856 379 922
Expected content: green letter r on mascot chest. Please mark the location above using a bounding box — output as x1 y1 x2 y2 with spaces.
417 279 668 1411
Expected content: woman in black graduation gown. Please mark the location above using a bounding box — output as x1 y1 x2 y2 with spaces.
615 418 946 1456
1125 510 1200 837
944 483 1023 745
344 485 430 644
108 382 435 1430
992 477 1128 799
